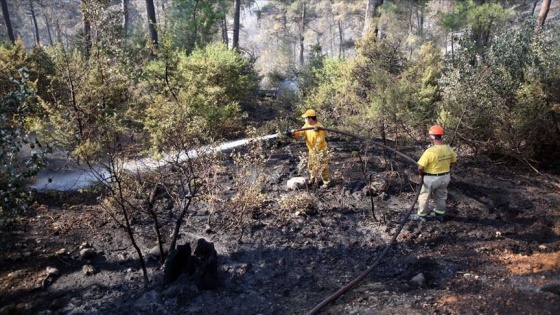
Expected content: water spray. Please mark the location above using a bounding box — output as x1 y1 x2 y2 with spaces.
29 134 280 192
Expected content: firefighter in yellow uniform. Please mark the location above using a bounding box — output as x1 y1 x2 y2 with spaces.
412 125 457 222
285 109 330 188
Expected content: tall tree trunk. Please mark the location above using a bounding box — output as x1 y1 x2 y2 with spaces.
417 5 424 36
122 0 129 37
531 0 539 16
189 0 200 53
1 0 15 43
54 18 63 46
299 2 306 65
82 0 91 59
145 0 159 51
363 0 383 37
45 16 53 45
29 0 40 46
338 20 343 59
535 0 551 34
222 17 228 46
232 0 241 50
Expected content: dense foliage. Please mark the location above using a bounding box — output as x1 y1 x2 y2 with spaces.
169 0 229 53
143 42 259 151
440 21 560 163
0 69 49 217
1 43 54 218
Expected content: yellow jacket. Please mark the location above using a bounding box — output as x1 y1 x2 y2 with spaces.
294 122 328 153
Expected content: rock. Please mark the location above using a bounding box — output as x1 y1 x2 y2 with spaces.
147 245 167 260
79 242 92 249
82 265 95 276
409 273 425 287
287 177 308 190
80 248 96 260
55 248 67 256
46 266 60 276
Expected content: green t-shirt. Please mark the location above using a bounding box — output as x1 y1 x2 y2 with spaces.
418 145 457 174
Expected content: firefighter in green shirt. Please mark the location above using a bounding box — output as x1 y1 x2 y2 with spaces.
411 125 457 222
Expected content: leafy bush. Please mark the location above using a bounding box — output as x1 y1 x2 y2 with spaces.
279 192 318 216
440 21 560 163
143 42 259 151
300 57 354 129
302 34 441 144
0 40 55 114
32 44 130 162
0 70 49 216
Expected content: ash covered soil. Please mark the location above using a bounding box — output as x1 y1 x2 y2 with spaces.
1 137 560 315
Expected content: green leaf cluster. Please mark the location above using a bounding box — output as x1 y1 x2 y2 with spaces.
303 33 442 143
0 42 56 216
143 42 258 151
0 69 49 215
440 21 560 162
169 0 229 53
1 40 55 109
32 44 130 162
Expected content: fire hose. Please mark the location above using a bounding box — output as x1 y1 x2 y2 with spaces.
285 126 422 314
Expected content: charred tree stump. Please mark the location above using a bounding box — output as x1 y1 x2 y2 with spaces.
163 243 191 287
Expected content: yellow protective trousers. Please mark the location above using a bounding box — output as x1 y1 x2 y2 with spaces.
308 149 330 184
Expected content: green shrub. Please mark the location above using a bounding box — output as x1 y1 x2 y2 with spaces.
143 42 259 151
440 21 560 162
1 70 49 216
32 45 130 162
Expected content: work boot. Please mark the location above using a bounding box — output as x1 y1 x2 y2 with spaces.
410 214 426 222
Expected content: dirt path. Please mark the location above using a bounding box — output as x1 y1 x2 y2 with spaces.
1 138 559 314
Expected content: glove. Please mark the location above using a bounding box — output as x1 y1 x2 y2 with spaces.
313 126 321 131
284 129 295 137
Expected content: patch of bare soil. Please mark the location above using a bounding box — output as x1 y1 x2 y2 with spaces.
1 137 560 315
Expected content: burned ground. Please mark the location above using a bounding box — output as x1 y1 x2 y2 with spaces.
1 137 559 315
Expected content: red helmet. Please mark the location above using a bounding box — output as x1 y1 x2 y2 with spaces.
429 125 444 135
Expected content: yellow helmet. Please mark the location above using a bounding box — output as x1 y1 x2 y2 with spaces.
302 109 317 118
